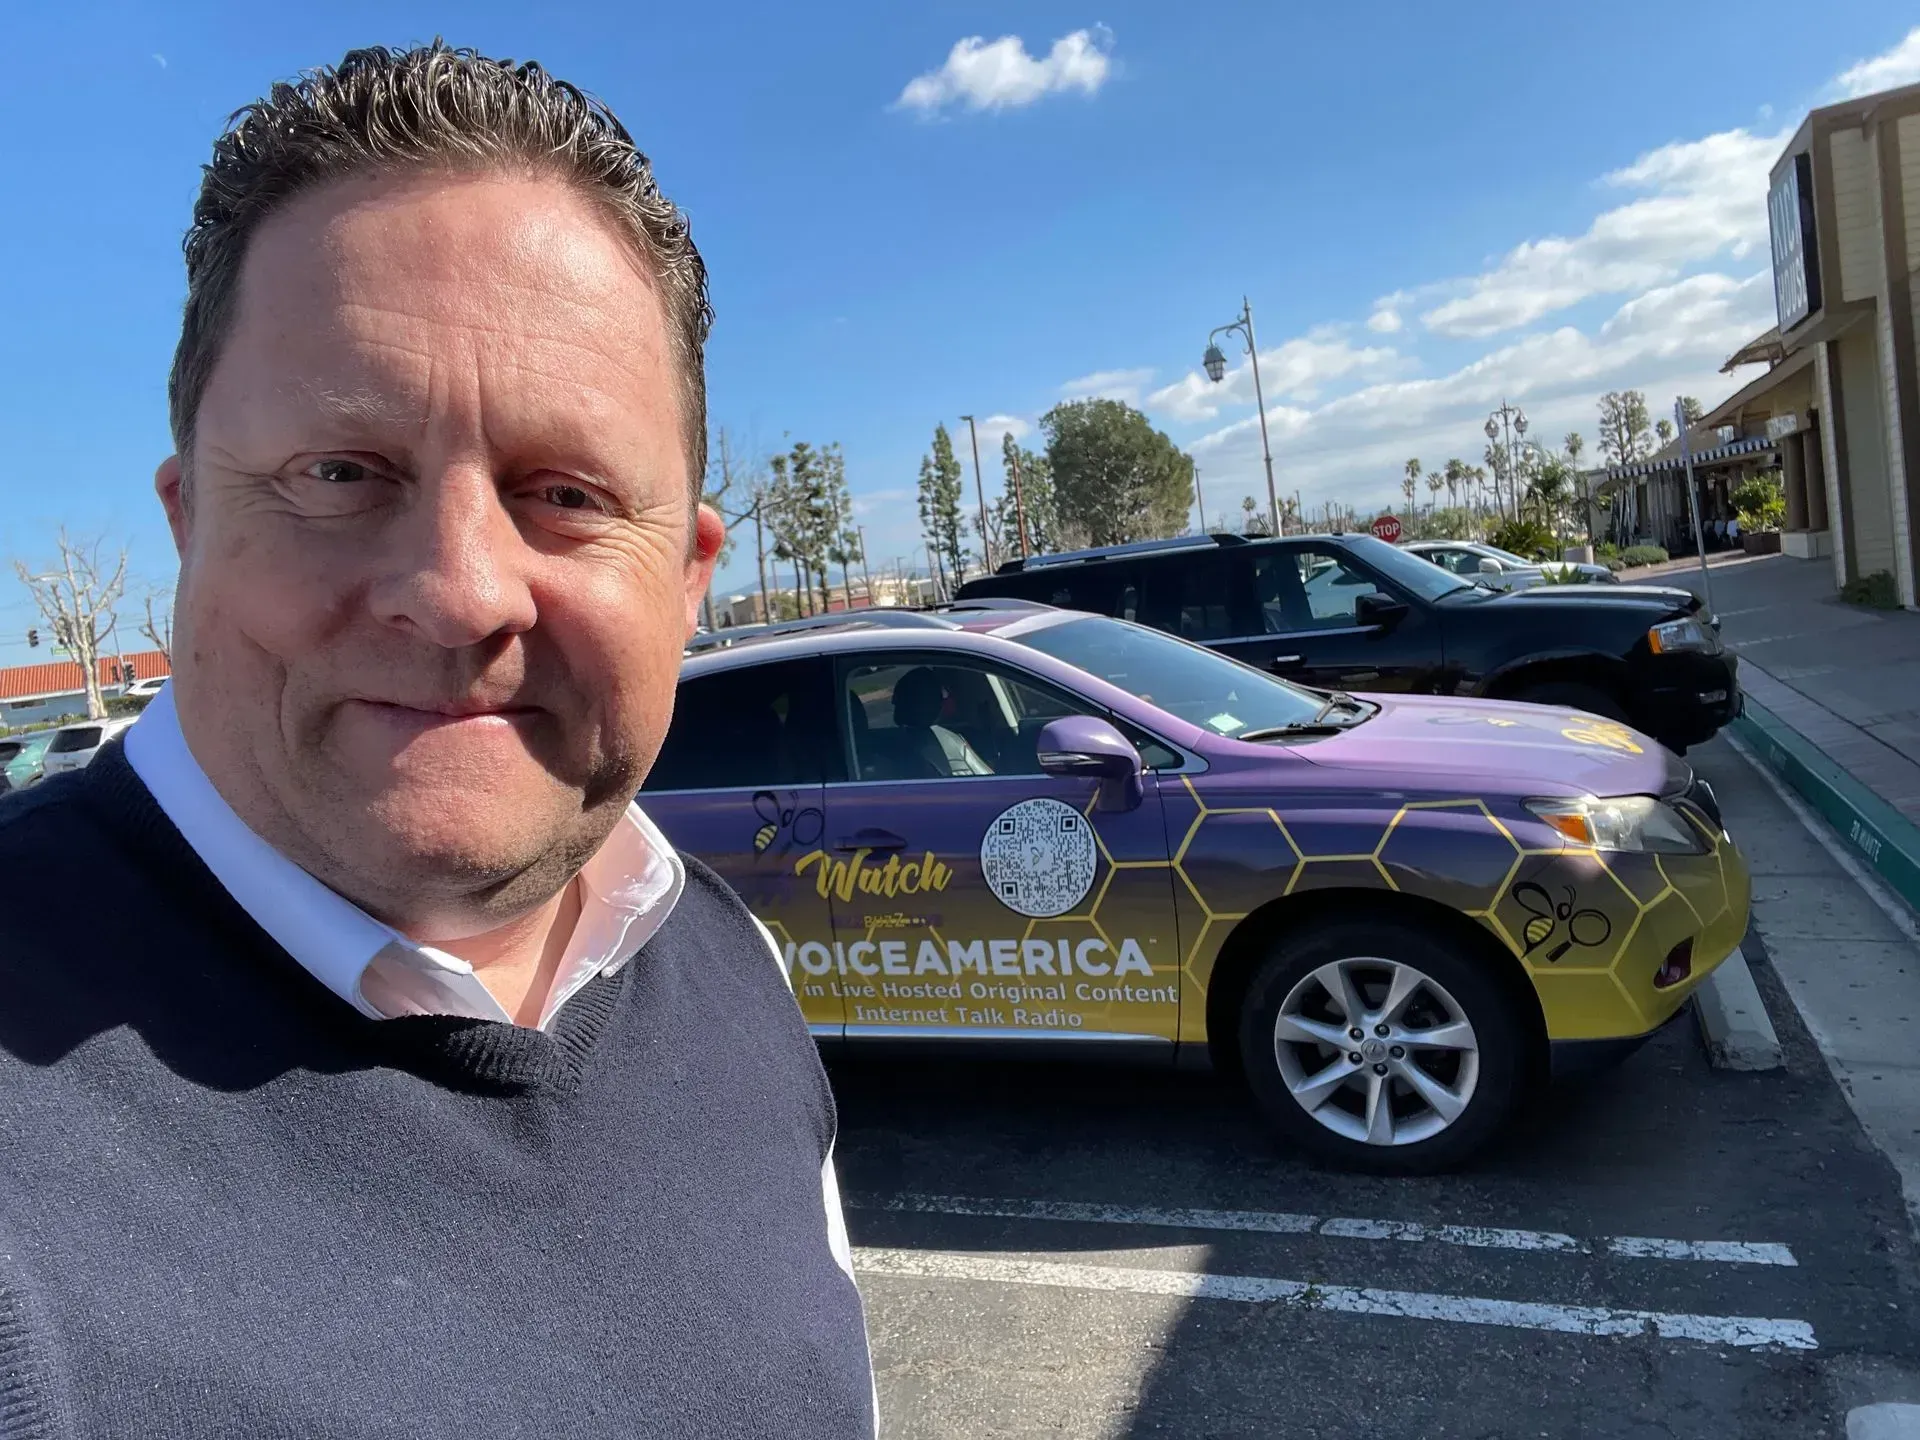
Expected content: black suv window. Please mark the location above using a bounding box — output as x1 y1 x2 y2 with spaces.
644 658 841 791
1136 555 1237 640
1253 547 1385 632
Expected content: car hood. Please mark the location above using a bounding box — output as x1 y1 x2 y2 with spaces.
1471 583 1701 616
1295 692 1688 798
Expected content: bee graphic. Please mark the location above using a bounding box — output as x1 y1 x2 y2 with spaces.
752 790 824 856
1512 880 1612 962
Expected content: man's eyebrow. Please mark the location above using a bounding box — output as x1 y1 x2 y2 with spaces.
287 384 420 429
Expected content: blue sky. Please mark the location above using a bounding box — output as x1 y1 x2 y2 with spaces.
1 1 1916 654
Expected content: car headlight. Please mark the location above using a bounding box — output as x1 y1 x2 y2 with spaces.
1648 617 1722 655
1525 795 1707 853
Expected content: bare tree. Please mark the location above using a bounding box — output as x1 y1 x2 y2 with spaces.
140 586 175 664
14 531 128 720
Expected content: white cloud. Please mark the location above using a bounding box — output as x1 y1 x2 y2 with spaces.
1836 26 1920 97
1058 367 1155 405
896 28 1113 115
1366 305 1402 334
979 413 1030 441
1146 333 1400 422
851 487 912 520
1413 127 1780 338
151 53 167 69
1188 271 1774 518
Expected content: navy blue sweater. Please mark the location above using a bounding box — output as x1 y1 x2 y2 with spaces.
0 746 872 1439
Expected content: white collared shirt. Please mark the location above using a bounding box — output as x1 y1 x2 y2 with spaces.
124 684 682 1032
120 685 865 1315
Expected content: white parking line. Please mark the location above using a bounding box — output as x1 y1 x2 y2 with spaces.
853 1249 1819 1351
850 1193 1798 1266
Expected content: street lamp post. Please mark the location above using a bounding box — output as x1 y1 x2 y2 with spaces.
1484 401 1528 522
958 414 993 576
1202 298 1281 536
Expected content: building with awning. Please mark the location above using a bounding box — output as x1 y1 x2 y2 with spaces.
1589 428 1779 555
1746 77 1920 606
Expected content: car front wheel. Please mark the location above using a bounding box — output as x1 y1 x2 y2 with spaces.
1238 918 1532 1173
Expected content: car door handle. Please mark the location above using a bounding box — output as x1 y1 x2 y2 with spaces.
1268 655 1304 671
834 829 908 852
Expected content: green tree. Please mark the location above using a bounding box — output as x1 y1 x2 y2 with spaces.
917 424 966 591
994 431 1058 556
818 443 858 608
1597 390 1654 469
1654 418 1675 445
1679 396 1705 428
1042 398 1194 546
1402 458 1421 516
1564 432 1586 465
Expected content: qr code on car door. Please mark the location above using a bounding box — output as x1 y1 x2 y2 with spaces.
979 797 1099 919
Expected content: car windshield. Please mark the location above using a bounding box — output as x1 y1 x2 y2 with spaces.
1341 533 1474 600
1008 615 1330 736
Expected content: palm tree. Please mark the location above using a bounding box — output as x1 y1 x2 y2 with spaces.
1427 472 1445 519
1403 459 1422 515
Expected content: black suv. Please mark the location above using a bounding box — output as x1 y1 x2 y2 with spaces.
954 533 1739 751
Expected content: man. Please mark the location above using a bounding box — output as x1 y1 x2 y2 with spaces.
0 43 873 1438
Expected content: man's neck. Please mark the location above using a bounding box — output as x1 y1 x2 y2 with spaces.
429 879 585 1027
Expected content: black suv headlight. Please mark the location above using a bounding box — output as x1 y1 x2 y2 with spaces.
1648 617 1722 655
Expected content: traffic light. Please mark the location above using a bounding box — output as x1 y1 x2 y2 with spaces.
121 661 136 686
25 629 37 648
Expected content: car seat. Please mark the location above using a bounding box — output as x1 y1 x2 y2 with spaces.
889 667 992 778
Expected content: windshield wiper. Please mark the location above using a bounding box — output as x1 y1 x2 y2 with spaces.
1237 721 1351 741
1313 691 1364 722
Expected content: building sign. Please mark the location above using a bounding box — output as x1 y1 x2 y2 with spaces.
1769 151 1821 330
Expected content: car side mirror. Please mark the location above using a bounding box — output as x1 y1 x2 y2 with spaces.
1477 557 1503 575
1354 592 1409 628
1036 716 1144 812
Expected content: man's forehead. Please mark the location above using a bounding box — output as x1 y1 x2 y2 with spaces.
241 171 663 327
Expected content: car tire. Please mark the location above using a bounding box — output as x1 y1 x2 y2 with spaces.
1237 917 1531 1174
1509 680 1629 724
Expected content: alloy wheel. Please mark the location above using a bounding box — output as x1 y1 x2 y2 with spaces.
1272 956 1481 1146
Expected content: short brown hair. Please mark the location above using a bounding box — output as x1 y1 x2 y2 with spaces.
170 42 713 497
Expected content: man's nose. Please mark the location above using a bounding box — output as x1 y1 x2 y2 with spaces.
367 467 538 648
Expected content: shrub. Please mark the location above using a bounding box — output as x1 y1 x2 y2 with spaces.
1732 471 1786 532
1488 517 1554 559
1842 571 1900 609
1595 541 1621 561
1620 545 1669 568
1603 557 1625 573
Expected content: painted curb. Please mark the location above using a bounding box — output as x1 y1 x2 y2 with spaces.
1849 1404 1920 1439
1727 697 1920 915
1692 947 1782 1071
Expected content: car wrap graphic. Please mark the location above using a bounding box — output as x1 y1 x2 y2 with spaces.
701 766 1747 1048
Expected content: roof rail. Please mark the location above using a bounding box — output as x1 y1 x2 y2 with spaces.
685 608 955 653
995 532 1248 575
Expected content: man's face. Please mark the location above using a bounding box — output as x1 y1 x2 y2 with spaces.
158 171 721 936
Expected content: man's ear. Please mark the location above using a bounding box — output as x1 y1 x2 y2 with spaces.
684 502 725 638
155 455 189 556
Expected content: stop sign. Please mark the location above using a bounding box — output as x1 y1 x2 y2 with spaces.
1371 514 1403 543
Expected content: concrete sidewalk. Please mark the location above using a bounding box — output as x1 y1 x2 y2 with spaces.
1638 551 1920 910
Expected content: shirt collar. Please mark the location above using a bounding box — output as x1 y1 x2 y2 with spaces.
122 683 684 1029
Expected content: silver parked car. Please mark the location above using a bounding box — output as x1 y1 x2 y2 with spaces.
1402 539 1617 591
38 717 137 779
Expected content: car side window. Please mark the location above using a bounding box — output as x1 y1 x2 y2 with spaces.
839 655 1143 781
1137 557 1235 640
1287 547 1385 628
1427 547 1473 576
643 658 841 791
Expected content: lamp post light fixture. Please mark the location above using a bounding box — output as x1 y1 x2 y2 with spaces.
1485 400 1527 522
1202 298 1280 535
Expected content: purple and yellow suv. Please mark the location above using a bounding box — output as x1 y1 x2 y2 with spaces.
646 603 1749 1172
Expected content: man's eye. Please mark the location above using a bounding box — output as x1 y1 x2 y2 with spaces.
307 459 371 485
542 484 598 512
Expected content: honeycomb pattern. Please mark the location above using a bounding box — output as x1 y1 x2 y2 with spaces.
777 773 1741 1044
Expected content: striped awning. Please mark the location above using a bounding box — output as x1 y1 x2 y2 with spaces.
1604 435 1777 482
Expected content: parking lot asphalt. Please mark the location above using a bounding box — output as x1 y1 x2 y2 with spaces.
829 739 1920 1439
